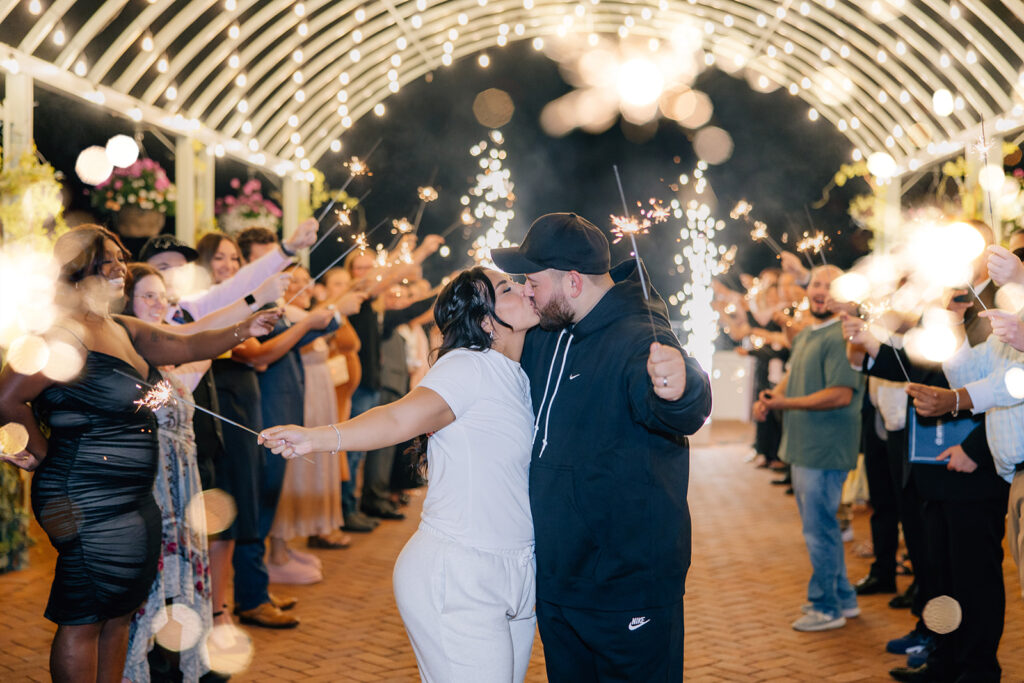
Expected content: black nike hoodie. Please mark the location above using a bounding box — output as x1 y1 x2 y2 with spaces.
521 259 713 610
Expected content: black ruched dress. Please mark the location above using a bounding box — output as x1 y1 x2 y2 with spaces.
31 351 162 625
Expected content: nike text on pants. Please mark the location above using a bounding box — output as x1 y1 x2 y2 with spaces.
536 598 684 682
392 523 536 683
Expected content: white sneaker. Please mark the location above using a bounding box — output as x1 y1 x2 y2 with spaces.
267 557 323 585
792 609 847 632
802 603 860 618
841 527 854 543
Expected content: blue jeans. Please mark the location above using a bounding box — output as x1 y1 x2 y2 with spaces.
342 386 380 515
791 465 857 618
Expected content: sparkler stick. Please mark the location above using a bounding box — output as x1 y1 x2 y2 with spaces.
976 119 1000 243
412 168 439 234
611 165 658 340
859 304 911 383
966 282 990 311
440 209 476 238
118 370 259 438
285 217 389 306
800 207 819 269
314 199 336 224
117 370 316 462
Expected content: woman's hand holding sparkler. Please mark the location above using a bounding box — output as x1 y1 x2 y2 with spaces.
282 217 319 254
254 273 292 306
979 309 1024 352
259 424 322 460
647 342 686 401
245 308 283 338
323 290 368 317
839 311 878 351
986 245 1024 287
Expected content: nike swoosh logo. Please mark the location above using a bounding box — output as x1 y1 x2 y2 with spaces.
569 373 580 380
628 617 650 631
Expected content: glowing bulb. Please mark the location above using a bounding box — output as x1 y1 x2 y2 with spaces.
141 33 154 52
933 89 954 116
866 152 897 180
330 139 342 152
478 54 490 68
374 103 385 116
105 134 139 168
73 59 87 77
28 0 42 15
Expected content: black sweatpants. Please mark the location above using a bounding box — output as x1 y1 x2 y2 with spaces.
537 598 684 682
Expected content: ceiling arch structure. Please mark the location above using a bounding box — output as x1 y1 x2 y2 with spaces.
0 0 1021 180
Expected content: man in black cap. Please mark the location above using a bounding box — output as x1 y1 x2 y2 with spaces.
492 212 712 682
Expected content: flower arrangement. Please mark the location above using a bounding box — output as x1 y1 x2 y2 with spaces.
90 158 176 216
0 145 67 244
215 178 282 236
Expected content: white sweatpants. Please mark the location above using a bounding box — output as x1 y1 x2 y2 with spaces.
393 523 536 683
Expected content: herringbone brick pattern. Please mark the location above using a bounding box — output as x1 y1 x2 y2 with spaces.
2 421 1023 681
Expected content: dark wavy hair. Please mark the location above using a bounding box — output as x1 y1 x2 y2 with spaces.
410 267 512 475
53 224 129 285
122 262 164 318
432 266 511 361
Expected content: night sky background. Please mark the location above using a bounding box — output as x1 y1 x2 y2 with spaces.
36 40 870 313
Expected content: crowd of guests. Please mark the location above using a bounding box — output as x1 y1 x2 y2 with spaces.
0 218 444 682
716 221 1024 683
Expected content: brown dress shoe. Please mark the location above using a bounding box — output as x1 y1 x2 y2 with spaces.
268 592 297 611
236 602 299 629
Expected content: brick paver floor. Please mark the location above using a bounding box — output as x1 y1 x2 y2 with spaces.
2 420 1023 681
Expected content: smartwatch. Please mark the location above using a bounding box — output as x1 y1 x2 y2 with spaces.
245 293 259 312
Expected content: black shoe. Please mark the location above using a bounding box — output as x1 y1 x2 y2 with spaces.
785 486 794 495
855 574 897 595
343 512 377 533
889 583 916 609
772 475 792 486
889 664 950 682
363 506 406 520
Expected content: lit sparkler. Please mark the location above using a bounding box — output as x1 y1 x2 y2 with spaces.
797 231 829 265
392 218 414 235
134 379 175 411
611 164 658 340
609 214 651 244
417 186 438 203
750 221 784 256
285 219 387 306
642 199 671 224
730 200 753 221
336 138 382 194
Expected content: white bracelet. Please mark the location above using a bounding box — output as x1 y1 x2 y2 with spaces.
952 389 960 418
329 423 342 454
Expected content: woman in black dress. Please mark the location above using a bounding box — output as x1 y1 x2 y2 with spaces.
0 225 277 683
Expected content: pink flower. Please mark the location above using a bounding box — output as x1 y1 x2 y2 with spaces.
243 179 261 195
113 180 123 189
230 178 241 189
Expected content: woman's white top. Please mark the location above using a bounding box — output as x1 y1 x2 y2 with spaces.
417 348 535 551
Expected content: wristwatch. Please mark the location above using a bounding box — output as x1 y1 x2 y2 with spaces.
280 242 296 257
244 293 260 312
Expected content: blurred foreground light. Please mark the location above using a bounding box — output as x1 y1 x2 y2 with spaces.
75 146 113 185
7 335 50 375
155 604 204 652
692 126 733 165
473 88 514 128
995 283 1024 312
904 325 958 363
207 623 254 674
923 595 962 634
978 165 1006 192
42 341 85 382
866 152 897 180
1004 367 1024 400
829 273 870 303
616 58 664 107
0 422 29 455
105 135 139 168
439 245 450 257
187 488 237 535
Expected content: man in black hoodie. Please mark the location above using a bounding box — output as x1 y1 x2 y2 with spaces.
492 212 712 682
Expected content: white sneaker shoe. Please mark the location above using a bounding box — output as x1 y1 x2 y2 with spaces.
841 527 854 543
802 603 860 618
793 609 847 632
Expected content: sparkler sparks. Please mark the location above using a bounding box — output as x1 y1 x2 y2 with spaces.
345 156 369 177
609 214 652 244
730 200 753 221
392 217 414 234
417 186 439 203
642 199 671 224
133 379 175 411
797 231 830 264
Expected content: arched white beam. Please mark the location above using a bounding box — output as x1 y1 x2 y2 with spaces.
89 0 176 87
17 0 74 55
139 0 265 104
53 1 130 71
110 0 223 94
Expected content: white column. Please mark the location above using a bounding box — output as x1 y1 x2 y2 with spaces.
2 72 33 171
175 136 195 245
281 175 299 243
196 148 215 238
881 177 902 251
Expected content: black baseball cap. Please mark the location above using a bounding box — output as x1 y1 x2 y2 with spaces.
491 212 610 275
138 234 199 264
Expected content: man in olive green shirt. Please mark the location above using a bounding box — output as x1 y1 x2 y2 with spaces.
754 265 865 632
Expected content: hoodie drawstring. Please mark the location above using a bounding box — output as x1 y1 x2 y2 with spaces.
532 329 566 445
537 333 574 458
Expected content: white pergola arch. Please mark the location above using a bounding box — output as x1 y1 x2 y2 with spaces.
1 0 1023 238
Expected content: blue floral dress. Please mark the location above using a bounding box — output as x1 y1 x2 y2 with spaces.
123 371 212 683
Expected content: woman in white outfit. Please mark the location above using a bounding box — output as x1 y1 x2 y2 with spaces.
260 267 539 682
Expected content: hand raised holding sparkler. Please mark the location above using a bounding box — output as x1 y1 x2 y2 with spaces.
259 424 319 460
243 308 284 338
282 217 319 254
987 245 1024 287
979 310 1024 352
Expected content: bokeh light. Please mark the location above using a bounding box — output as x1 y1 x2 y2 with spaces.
154 604 204 652
186 488 237 535
0 422 29 455
7 334 50 375
472 88 514 128
923 595 962 634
